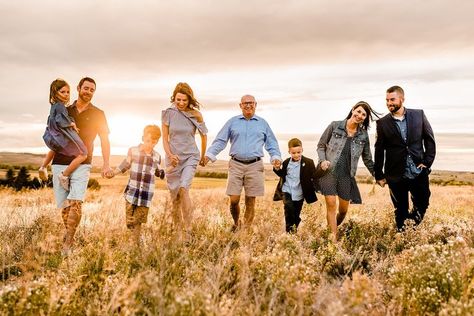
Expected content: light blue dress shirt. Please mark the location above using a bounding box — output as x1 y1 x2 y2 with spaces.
206 114 281 162
393 115 422 179
282 159 303 201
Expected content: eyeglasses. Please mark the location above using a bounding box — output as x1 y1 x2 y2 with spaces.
241 102 256 106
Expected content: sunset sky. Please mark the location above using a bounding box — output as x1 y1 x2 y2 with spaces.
1 1 473 170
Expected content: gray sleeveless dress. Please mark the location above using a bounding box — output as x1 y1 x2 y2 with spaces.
162 105 208 198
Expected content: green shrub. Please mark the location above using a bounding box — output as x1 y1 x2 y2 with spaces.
0 283 50 315
390 238 474 315
87 178 101 190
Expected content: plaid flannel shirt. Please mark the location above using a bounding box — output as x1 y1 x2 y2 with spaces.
119 145 162 207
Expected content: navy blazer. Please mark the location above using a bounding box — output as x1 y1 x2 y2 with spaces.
374 108 436 182
273 156 318 203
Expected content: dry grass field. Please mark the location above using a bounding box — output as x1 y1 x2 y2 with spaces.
1 173 474 315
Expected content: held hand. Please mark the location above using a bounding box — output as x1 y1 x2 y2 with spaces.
417 163 427 169
169 154 179 167
199 156 208 167
71 122 80 133
104 172 115 179
101 166 114 178
321 160 330 171
376 179 387 187
272 159 282 170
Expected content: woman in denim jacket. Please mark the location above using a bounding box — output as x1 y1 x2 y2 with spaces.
317 101 379 241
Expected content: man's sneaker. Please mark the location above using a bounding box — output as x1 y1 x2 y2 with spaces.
58 172 70 190
38 167 48 181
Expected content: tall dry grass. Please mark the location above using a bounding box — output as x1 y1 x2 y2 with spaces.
1 181 474 315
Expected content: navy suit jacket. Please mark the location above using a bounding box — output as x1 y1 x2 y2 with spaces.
374 108 436 182
273 156 318 203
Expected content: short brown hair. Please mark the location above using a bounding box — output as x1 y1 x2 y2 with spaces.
78 77 96 89
49 78 69 105
143 125 161 139
170 82 201 110
288 138 302 148
386 85 404 97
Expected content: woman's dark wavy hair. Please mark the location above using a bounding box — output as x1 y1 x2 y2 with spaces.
345 101 381 129
170 82 201 110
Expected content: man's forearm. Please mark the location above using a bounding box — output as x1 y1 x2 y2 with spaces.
101 138 111 167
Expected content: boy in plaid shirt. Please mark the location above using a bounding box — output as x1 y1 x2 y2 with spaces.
110 125 170 243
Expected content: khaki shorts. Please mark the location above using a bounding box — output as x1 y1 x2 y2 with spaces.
125 201 149 228
226 159 265 197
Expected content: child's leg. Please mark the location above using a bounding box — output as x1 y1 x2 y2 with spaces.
39 151 55 181
282 193 295 232
63 154 87 177
42 150 55 167
134 206 148 245
293 200 304 231
132 224 142 245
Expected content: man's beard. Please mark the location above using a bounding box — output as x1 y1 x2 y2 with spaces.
79 94 91 102
389 103 402 113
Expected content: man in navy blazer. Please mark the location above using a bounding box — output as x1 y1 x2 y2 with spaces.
374 86 436 231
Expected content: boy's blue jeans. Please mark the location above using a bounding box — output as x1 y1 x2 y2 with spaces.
282 193 304 233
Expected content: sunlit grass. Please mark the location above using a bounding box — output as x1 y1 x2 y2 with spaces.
1 180 474 315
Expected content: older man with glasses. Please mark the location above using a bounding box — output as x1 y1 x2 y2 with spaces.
204 95 282 232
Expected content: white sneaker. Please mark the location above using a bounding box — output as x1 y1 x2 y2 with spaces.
38 166 48 181
58 172 70 191
61 247 72 257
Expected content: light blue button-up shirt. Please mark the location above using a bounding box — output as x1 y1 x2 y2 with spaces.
206 114 281 162
393 115 422 179
282 159 303 201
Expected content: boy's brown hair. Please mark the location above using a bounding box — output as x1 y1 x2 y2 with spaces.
288 138 302 148
143 125 161 140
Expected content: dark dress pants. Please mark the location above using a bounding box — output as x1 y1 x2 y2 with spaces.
388 169 431 231
283 193 304 233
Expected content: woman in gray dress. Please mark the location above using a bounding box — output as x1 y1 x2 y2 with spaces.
317 101 380 241
162 82 207 232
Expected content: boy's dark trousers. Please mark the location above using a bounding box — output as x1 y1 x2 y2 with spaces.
282 193 304 233
388 170 431 231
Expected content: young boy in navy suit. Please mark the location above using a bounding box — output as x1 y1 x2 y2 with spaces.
273 138 318 233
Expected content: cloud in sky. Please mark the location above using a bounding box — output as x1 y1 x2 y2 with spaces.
1 0 474 159
2 0 474 70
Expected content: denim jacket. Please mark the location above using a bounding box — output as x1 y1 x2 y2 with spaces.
317 119 374 177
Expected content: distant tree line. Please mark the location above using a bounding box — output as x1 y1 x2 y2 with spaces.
0 167 100 191
0 167 42 190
